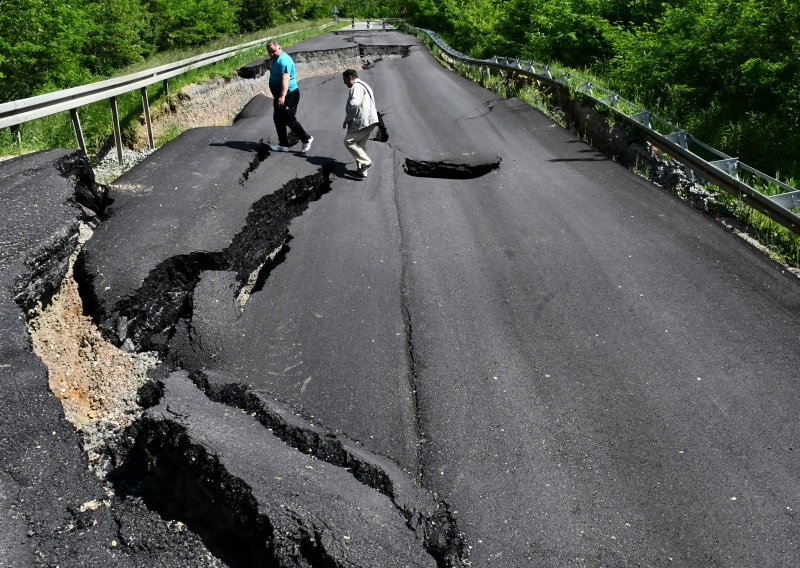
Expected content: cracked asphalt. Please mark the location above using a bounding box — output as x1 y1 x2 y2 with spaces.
3 30 800 567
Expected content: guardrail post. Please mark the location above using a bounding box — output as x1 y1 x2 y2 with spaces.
141 87 155 150
109 96 124 166
69 109 87 155
10 125 21 146
163 79 170 98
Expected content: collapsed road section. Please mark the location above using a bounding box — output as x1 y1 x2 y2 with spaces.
74 87 464 562
1 40 468 563
0 150 224 567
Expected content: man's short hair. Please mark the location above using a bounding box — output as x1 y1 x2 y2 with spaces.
343 69 359 79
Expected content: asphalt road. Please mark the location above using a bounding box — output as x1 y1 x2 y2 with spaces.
37 30 800 566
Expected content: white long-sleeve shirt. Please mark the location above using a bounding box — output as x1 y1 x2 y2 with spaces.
344 79 379 132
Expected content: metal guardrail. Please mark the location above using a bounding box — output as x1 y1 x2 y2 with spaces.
413 27 800 236
0 24 335 165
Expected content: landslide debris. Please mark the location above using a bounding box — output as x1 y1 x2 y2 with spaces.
28 223 157 474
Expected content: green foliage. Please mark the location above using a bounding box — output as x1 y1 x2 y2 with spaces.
338 0 405 18
0 0 329 102
497 0 615 65
607 0 800 178
0 0 94 99
0 19 328 159
406 0 800 182
82 0 153 75
238 0 279 32
146 0 239 50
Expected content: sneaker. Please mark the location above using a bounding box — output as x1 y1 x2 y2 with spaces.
359 161 373 176
300 136 314 153
269 144 290 152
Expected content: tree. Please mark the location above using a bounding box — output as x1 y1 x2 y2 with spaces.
144 0 239 50
83 0 153 76
0 0 93 101
238 0 278 32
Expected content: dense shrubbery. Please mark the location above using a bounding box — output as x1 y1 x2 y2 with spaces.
0 0 332 101
406 0 800 180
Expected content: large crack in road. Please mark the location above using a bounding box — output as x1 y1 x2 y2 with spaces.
7 27 800 568
7 40 472 567
75 143 465 565
5 34 544 567
76 161 334 353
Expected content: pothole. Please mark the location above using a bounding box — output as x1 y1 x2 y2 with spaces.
28 223 158 476
403 154 501 179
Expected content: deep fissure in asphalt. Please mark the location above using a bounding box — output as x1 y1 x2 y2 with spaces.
68 152 466 565
75 164 334 353
110 412 275 568
239 141 270 184
187 371 466 567
18 42 471 567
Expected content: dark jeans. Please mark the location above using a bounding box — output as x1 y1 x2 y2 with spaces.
272 88 310 147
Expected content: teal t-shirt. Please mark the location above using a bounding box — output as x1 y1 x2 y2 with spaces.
269 51 298 93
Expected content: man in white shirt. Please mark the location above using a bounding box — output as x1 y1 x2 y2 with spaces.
342 69 379 178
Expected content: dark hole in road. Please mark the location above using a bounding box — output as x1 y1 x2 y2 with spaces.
110 418 274 568
403 156 501 179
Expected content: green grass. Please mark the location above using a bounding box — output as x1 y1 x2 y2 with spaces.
0 19 337 158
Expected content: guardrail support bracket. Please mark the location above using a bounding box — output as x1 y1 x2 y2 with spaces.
69 109 87 155
769 191 800 211
709 158 739 179
628 111 651 129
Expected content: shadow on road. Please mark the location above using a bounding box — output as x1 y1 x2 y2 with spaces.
209 141 261 152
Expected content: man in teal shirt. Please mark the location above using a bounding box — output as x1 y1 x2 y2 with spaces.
266 40 313 153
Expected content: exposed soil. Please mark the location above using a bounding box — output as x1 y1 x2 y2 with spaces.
28 223 157 476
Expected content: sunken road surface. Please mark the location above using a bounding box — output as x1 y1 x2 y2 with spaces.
3 29 800 567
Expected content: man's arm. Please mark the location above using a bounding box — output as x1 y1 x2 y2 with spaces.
277 73 290 107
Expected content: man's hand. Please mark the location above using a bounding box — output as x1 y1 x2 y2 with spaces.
277 95 286 107
343 121 348 129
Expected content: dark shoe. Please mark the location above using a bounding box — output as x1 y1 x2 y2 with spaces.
359 161 373 177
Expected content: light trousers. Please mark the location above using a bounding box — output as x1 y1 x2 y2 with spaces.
344 124 377 168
